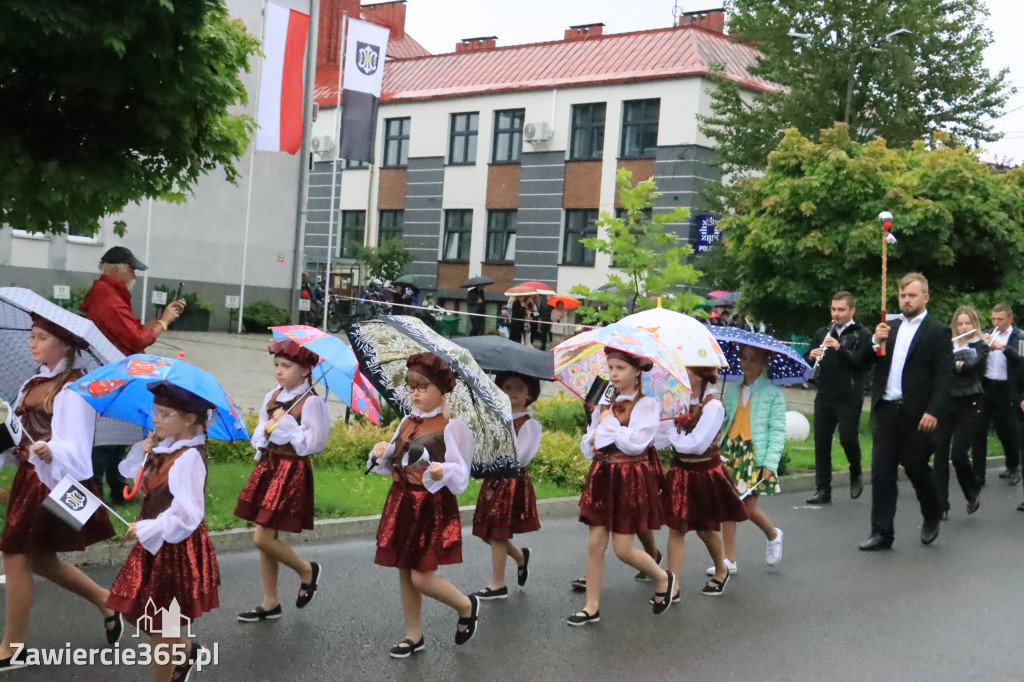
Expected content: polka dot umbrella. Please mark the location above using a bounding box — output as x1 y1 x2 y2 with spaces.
705 325 813 386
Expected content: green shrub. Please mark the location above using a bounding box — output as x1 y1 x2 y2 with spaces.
154 284 214 313
533 393 588 434
48 286 89 315
242 300 289 333
529 430 590 491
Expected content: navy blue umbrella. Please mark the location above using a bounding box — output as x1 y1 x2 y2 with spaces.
705 325 813 386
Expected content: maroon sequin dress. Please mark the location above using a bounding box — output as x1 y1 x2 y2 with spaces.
472 414 541 540
107 445 220 630
661 398 748 533
375 414 462 572
578 397 664 535
234 388 317 533
0 369 115 554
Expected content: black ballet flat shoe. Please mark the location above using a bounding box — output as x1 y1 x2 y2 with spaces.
967 496 981 515
649 588 682 605
105 612 124 645
455 595 480 645
0 653 28 672
517 547 531 587
570 577 587 592
170 642 206 682
566 609 600 626
652 572 676 615
237 604 282 622
471 586 508 600
389 636 425 659
701 572 730 597
296 562 322 609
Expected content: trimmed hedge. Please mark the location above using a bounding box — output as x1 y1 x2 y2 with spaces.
532 392 589 434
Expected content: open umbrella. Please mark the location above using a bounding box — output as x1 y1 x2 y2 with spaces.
348 316 517 478
547 295 580 311
270 325 382 425
707 290 731 299
520 281 556 295
706 326 813 386
553 323 691 419
620 308 728 368
450 336 554 379
504 285 538 297
460 276 495 289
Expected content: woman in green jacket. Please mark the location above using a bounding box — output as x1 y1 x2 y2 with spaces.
715 345 785 574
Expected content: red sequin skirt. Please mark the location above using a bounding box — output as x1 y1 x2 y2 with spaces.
234 454 314 533
106 524 220 631
578 457 663 534
661 458 749 533
0 464 115 554
647 446 666 488
472 470 541 540
375 478 462 572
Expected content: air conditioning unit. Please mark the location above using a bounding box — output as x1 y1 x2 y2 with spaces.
523 121 552 143
310 135 336 158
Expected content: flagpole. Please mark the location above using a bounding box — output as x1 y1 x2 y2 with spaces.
140 198 153 320
290 0 321 324
238 2 269 334
323 11 346 331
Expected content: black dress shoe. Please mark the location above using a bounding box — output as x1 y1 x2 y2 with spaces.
967 496 981 515
859 534 893 551
1008 470 1022 486
921 520 940 545
850 476 863 500
806 489 831 504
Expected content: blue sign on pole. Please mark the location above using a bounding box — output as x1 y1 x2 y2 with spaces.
694 214 720 253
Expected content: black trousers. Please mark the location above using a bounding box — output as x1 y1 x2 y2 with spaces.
469 309 485 336
934 395 983 509
976 379 1020 479
870 401 942 540
91 444 127 503
813 396 862 490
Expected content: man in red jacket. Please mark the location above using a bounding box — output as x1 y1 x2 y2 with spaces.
80 246 185 501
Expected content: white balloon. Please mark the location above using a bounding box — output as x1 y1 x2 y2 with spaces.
785 411 811 442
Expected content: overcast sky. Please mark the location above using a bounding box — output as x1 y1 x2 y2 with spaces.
401 0 1024 164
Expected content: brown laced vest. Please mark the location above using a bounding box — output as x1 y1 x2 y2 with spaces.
13 368 85 465
671 396 722 464
139 444 208 521
594 396 645 463
259 387 316 460
391 413 449 486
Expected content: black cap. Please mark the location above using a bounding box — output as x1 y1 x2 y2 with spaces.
100 246 148 271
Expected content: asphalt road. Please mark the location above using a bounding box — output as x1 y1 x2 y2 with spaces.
6 478 1023 682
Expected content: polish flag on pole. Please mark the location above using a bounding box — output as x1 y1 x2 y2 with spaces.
255 3 310 154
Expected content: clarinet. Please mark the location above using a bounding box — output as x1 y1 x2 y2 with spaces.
813 322 838 376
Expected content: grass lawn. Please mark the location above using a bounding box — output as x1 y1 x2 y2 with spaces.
0 462 580 534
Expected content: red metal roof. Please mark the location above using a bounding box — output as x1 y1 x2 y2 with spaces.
314 24 776 107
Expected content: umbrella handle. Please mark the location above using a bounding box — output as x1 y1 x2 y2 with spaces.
123 466 144 500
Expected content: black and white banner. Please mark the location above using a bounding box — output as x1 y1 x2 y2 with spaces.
339 19 390 164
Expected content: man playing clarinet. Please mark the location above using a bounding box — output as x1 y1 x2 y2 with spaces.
805 292 872 504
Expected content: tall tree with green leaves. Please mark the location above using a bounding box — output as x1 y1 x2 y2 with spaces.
716 125 1024 335
570 169 704 325
356 238 413 287
0 1 260 235
701 0 1013 173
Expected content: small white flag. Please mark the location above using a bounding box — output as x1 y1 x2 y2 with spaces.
0 400 26 452
886 233 897 244
43 475 105 531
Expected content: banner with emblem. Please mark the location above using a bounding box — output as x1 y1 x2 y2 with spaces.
338 18 390 164
42 475 106 531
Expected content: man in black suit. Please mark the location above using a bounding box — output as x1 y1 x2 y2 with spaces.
976 303 1024 486
857 273 951 550
805 291 873 504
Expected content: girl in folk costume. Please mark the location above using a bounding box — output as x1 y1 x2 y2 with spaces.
656 367 748 600
106 382 220 682
569 348 676 626
716 345 785 575
234 341 329 622
471 372 542 600
367 353 481 658
0 315 119 672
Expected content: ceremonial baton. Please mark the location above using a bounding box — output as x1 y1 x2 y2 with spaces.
878 211 895 357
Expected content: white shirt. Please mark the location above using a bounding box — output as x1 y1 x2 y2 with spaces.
1 359 98 489
366 406 475 495
836 320 854 336
119 435 207 555
579 393 660 460
655 399 724 456
882 311 928 401
511 409 542 468
250 385 330 460
985 326 1013 380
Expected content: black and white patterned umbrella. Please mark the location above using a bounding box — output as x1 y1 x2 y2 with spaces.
348 315 517 479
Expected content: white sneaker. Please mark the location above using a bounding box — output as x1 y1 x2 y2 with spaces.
765 528 784 567
706 558 738 576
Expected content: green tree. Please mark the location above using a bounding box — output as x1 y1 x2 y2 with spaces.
701 0 1013 173
0 1 260 235
718 125 1024 335
570 169 704 325
356 238 413 286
